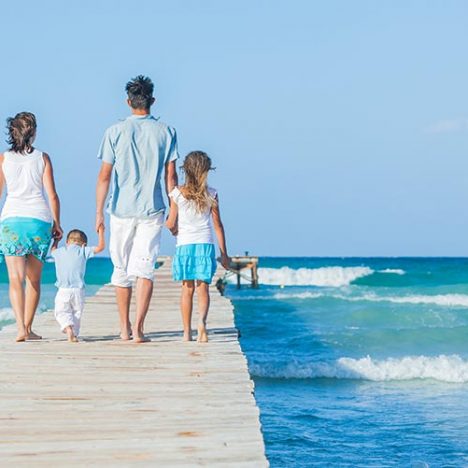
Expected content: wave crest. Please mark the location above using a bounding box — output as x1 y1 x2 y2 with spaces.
256 266 374 287
251 355 468 383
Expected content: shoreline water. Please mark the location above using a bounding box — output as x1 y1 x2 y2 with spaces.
1 256 468 466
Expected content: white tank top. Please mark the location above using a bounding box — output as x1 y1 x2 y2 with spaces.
169 186 216 246
1 149 52 222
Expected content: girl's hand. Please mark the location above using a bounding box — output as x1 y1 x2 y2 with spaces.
165 219 178 236
220 253 231 270
53 222 63 241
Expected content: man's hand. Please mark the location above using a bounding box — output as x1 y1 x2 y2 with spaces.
165 218 178 236
96 212 105 232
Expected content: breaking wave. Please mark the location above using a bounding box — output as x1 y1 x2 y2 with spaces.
251 355 468 383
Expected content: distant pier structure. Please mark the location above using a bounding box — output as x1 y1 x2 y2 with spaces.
218 252 259 292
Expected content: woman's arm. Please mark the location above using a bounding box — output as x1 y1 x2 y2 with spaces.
43 153 63 240
212 196 230 269
96 162 113 232
0 154 4 199
165 197 178 236
93 225 106 254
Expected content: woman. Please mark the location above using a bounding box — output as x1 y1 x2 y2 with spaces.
0 112 62 342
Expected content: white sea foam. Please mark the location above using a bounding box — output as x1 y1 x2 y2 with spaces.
273 291 324 300
378 268 405 275
0 307 14 323
355 293 468 307
256 266 374 287
252 355 468 383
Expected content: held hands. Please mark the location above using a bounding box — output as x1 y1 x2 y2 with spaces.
96 212 105 232
165 218 178 236
52 222 63 241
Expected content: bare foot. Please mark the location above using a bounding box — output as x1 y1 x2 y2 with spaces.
16 334 27 343
183 330 193 342
69 335 79 343
197 324 208 343
133 333 151 343
26 330 42 340
120 323 133 340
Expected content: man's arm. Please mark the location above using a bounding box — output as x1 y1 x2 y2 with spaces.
165 197 178 236
164 160 178 196
96 162 113 231
93 225 106 254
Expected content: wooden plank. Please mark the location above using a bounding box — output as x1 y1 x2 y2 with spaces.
0 261 268 467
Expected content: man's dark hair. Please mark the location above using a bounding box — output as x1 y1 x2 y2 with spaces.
125 75 154 110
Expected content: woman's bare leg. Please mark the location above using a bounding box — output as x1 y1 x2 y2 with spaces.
181 280 195 341
24 255 44 340
196 281 210 343
5 256 27 342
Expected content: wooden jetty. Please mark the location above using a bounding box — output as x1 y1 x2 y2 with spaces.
0 259 268 467
220 256 259 290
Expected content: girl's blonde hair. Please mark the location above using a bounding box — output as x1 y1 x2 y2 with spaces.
181 151 216 212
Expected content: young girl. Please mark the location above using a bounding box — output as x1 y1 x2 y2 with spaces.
0 112 62 342
166 151 229 342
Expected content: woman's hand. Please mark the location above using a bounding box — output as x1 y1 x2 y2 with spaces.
52 222 63 241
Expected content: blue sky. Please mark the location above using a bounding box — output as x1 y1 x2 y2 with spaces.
1 1 468 256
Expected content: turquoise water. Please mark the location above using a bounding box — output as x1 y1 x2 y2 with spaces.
1 257 468 466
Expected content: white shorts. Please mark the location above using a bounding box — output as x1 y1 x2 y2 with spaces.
54 288 85 336
109 214 164 287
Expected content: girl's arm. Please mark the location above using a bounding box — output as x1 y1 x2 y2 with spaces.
43 153 63 241
93 225 106 254
165 197 178 236
50 238 60 252
212 196 230 269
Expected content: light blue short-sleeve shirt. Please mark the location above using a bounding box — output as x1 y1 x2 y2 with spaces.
97 115 179 219
52 244 95 289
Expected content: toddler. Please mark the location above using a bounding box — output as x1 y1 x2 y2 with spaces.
51 226 105 342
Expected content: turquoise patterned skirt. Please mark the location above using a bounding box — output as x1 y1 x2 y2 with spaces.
172 243 217 284
0 217 53 263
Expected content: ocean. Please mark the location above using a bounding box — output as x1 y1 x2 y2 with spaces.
1 257 468 467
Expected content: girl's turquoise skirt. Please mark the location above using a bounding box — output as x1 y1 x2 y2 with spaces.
172 243 217 284
0 217 52 263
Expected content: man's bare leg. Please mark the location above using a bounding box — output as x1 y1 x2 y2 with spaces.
181 280 195 341
133 278 153 343
115 286 132 340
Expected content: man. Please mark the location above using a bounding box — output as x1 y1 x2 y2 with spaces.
96 75 178 342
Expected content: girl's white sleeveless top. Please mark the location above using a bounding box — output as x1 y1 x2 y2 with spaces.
1 149 52 222
169 186 216 246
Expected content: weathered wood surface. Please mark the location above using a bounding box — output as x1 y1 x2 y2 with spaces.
0 259 268 467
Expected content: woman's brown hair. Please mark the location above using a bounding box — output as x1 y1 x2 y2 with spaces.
181 151 216 212
6 112 37 153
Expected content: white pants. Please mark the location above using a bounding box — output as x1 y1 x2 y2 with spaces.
109 214 164 287
54 288 85 336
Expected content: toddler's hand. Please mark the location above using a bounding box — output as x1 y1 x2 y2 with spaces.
96 213 105 232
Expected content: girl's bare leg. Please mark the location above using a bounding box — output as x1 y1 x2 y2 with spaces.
196 281 210 343
181 280 195 341
24 255 44 340
5 256 27 342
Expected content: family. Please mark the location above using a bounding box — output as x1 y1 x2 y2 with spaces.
0 75 230 344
